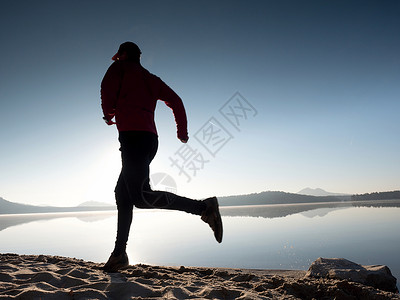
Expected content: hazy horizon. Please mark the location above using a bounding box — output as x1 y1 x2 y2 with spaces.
2 188 399 209
1 1 399 207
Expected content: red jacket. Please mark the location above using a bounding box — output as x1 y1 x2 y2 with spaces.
101 61 188 140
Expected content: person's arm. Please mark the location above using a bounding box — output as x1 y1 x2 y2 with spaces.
100 62 122 125
159 81 189 142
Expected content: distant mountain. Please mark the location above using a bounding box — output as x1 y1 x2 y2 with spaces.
218 190 400 207
2 193 346 214
218 191 351 206
351 191 400 201
0 197 115 215
2 189 399 215
297 187 348 197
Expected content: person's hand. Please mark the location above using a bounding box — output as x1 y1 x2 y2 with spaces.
178 134 189 143
178 131 188 143
103 117 116 125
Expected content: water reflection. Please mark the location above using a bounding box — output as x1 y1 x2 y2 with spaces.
1 200 399 232
0 211 115 232
220 200 400 218
0 203 399 282
220 202 348 218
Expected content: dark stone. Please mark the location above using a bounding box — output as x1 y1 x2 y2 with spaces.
305 257 398 293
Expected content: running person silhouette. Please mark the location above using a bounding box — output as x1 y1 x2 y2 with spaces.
101 42 223 272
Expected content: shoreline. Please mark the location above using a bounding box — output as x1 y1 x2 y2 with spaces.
1 253 398 299
1 198 400 217
1 199 400 218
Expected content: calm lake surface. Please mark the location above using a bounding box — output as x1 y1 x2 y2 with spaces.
1 200 400 282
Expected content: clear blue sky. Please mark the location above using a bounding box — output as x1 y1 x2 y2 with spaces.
1 0 399 206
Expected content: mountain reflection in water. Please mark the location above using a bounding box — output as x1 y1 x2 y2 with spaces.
1 200 399 232
220 200 400 219
0 211 115 232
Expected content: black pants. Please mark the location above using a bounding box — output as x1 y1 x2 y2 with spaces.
113 131 205 255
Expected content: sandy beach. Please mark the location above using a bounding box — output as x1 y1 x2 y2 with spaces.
0 253 399 299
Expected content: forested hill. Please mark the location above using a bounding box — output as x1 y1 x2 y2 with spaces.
351 191 400 201
218 191 351 206
0 197 115 215
1 190 399 214
218 190 400 206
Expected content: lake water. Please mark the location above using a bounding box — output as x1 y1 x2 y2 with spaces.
1 200 400 283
